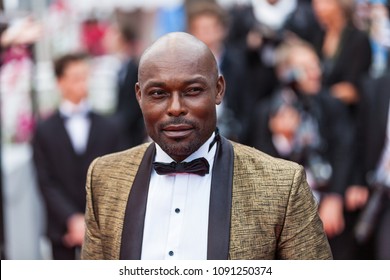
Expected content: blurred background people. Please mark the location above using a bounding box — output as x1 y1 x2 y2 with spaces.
246 39 355 258
103 9 146 148
368 1 390 77
347 71 390 260
1 15 44 260
311 0 372 122
284 0 322 42
32 53 123 259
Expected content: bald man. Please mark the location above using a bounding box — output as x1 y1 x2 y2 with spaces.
81 32 332 260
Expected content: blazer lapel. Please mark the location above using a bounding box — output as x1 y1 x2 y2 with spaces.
119 143 155 259
207 136 234 260
85 112 96 155
55 112 78 156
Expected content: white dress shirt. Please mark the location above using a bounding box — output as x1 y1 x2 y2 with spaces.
141 133 217 260
59 100 91 155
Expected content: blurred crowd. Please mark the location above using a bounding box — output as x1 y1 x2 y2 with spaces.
1 0 389 260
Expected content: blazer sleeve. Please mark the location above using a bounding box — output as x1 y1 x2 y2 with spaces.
81 157 103 260
277 166 333 259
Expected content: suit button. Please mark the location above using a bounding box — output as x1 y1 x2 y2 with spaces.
175 208 180 213
169 251 174 256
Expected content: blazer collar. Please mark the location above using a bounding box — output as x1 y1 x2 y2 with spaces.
119 136 234 260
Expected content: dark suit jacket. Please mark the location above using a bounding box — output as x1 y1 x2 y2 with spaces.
314 24 372 120
32 111 123 243
352 74 390 185
314 25 372 90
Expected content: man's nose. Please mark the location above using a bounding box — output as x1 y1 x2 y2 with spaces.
167 93 187 117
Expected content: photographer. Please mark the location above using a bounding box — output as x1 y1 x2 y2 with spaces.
347 72 390 260
247 38 353 258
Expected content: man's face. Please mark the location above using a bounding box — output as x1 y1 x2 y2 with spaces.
57 61 89 104
136 49 225 162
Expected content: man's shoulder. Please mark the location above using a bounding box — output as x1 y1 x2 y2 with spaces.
93 142 151 167
36 111 60 127
33 112 62 140
231 141 302 173
88 143 152 184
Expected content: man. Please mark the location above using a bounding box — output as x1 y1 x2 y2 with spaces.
81 32 332 260
32 53 123 259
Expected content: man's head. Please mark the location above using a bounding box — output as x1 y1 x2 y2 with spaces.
54 52 90 104
135 32 225 162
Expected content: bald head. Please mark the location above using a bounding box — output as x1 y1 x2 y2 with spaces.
135 32 225 162
138 32 218 83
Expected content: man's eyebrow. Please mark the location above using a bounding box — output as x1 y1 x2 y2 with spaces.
141 81 166 88
182 76 209 85
142 76 209 89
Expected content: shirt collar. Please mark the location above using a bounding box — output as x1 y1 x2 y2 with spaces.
59 99 91 118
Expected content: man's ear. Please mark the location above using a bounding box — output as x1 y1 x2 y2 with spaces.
215 75 225 105
135 82 142 105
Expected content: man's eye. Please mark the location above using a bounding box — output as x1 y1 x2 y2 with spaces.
149 90 167 97
186 87 203 95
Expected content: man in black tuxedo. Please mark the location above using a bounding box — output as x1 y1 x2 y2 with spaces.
347 73 390 259
32 53 123 259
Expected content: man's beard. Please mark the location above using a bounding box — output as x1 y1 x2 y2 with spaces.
156 117 204 161
158 134 204 162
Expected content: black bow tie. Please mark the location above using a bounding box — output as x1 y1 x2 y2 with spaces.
153 157 210 176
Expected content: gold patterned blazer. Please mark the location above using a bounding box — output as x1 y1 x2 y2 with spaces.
81 137 332 260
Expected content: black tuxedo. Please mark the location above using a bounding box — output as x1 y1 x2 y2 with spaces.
32 111 123 259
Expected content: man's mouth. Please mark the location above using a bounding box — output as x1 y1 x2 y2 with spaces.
162 124 194 138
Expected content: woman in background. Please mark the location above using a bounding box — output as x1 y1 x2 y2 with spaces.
312 0 371 118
